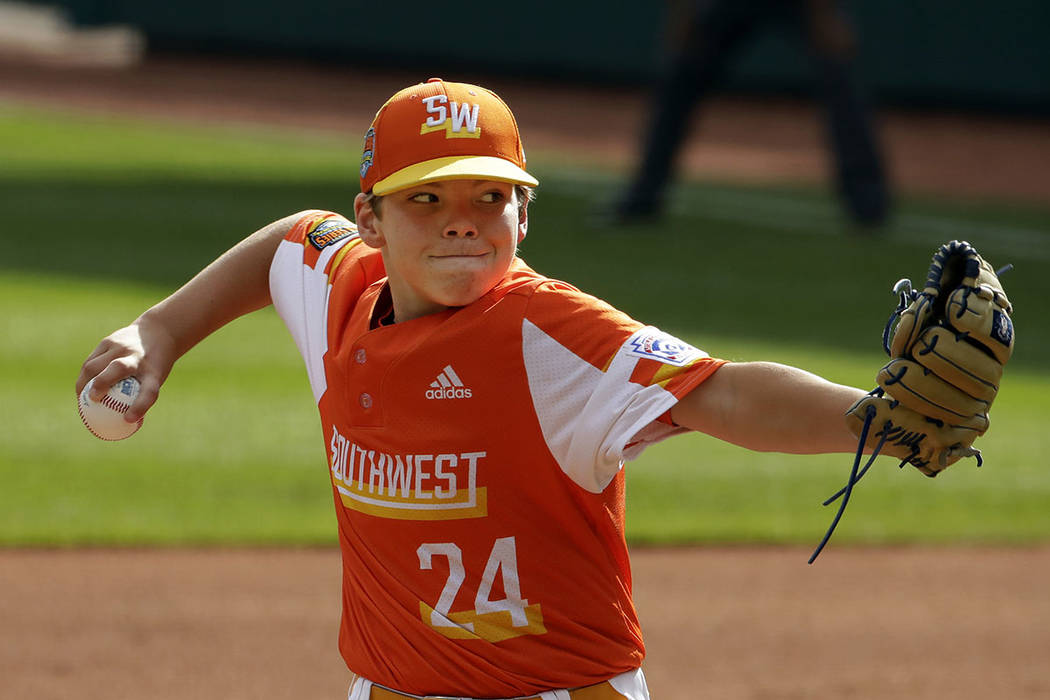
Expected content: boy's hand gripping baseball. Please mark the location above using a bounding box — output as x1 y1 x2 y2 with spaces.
76 318 179 424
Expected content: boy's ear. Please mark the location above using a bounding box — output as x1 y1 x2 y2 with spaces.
517 200 528 244
354 193 384 248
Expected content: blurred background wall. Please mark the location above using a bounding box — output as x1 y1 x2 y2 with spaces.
18 0 1050 114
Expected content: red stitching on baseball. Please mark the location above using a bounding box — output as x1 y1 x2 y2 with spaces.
100 395 131 413
78 390 141 441
78 396 110 441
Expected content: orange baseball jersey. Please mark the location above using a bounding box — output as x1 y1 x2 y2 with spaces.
269 210 727 698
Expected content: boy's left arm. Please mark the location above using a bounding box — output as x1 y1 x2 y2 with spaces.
675 241 1011 474
670 361 867 455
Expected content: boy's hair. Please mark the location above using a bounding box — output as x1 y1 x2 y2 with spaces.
363 184 535 221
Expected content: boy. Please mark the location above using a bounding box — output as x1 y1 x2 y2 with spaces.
76 79 961 700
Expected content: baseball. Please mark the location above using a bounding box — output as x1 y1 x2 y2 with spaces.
78 377 143 441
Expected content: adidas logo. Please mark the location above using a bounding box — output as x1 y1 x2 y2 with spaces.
425 365 473 400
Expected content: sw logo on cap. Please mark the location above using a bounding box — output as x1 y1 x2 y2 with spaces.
419 94 481 139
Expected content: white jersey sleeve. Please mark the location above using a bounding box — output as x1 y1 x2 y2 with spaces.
268 211 379 403
522 282 726 493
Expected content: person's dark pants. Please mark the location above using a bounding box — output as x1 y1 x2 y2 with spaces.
620 0 889 225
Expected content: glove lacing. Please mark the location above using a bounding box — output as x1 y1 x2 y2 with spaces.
810 279 916 564
812 277 924 563
808 402 885 564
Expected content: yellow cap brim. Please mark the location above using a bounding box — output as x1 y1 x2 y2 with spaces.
371 155 539 196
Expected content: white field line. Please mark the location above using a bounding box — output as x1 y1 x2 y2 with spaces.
545 169 1050 261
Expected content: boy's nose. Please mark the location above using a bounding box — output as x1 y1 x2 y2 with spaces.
442 226 479 239
441 193 483 238
442 209 479 238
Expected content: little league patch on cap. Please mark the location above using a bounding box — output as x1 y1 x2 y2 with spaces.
360 78 539 196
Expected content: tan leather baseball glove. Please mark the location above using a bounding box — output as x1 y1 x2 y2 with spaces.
847 240 1014 476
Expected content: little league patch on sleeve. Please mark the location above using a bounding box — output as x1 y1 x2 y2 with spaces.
626 328 706 367
307 219 356 250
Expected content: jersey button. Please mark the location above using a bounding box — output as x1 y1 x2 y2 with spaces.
354 349 367 364
359 392 373 409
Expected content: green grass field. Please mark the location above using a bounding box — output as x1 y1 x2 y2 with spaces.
2 103 1048 546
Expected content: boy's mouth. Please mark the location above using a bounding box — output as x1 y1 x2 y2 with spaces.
430 252 489 260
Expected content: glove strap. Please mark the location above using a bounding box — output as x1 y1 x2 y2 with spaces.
809 403 888 564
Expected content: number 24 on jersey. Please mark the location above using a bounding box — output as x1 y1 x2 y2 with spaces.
417 536 546 642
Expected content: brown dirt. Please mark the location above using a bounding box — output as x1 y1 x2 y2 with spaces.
2 547 1048 700
2 53 1049 700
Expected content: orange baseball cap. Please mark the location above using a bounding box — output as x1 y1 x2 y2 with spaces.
359 78 539 196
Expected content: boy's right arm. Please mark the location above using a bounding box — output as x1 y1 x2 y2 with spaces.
75 212 306 422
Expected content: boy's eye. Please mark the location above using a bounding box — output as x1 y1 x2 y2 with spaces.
479 191 504 203
410 192 438 203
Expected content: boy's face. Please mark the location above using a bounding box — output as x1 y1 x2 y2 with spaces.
355 179 528 322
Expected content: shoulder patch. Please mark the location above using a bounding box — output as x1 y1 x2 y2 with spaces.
307 219 356 250
625 328 705 367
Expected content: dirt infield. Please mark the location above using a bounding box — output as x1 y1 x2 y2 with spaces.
3 547 1049 700
3 53 1049 699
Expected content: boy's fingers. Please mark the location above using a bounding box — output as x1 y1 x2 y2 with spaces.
76 343 117 396
84 357 138 402
125 379 160 423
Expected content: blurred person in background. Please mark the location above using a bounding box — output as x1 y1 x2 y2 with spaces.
604 0 891 228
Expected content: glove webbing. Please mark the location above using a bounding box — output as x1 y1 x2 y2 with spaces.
881 262 1013 356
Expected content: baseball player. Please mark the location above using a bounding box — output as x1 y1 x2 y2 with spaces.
76 78 1009 699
